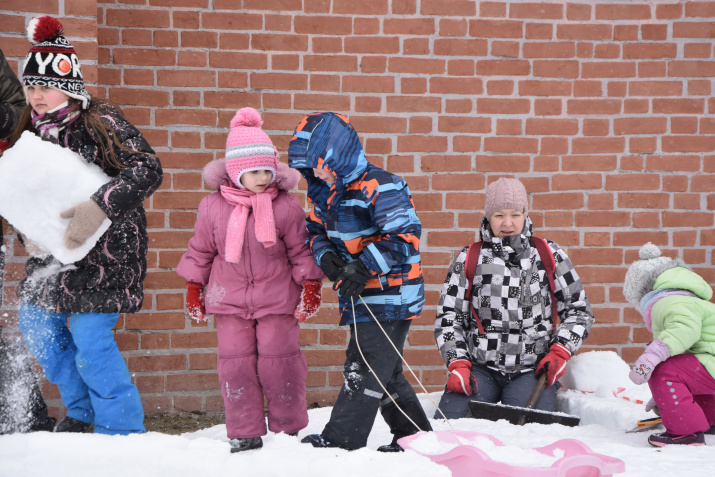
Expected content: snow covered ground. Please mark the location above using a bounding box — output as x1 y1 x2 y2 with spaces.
1 351 713 477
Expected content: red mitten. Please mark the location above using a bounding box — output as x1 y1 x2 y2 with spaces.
535 343 571 386
186 282 206 322
294 280 322 322
446 359 476 396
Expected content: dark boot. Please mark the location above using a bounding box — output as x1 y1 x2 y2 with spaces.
648 431 705 447
29 415 56 432
300 433 344 449
377 442 404 452
230 437 263 453
54 416 93 433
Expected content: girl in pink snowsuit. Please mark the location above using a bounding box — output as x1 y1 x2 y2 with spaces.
176 108 324 453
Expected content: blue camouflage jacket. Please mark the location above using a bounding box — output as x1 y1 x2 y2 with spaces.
288 112 424 325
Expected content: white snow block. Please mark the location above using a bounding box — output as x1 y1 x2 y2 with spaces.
0 131 112 264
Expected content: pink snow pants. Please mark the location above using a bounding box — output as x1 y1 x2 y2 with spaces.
215 313 308 439
649 353 715 435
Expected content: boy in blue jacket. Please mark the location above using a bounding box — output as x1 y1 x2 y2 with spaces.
288 112 431 451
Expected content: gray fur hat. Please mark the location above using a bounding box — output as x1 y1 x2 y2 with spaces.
623 243 684 308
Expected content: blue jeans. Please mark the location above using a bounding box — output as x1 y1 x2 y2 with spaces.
435 364 561 419
18 303 145 435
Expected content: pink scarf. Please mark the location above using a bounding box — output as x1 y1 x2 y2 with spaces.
220 184 279 264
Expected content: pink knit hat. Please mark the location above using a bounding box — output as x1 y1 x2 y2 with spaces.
224 108 278 188
484 178 528 218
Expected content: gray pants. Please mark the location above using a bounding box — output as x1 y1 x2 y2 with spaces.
323 319 432 449
435 364 561 419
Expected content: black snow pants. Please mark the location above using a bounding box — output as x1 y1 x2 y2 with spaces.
0 325 55 434
322 319 432 450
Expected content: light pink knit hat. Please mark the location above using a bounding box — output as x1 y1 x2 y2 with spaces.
224 108 278 188
484 178 528 218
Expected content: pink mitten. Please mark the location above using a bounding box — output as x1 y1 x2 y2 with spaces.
629 339 670 385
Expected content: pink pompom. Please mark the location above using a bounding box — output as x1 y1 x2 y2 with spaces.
27 16 64 45
230 108 263 129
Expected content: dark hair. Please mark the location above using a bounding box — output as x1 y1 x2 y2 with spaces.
2 97 153 170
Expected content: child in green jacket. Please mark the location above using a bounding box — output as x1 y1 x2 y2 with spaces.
623 242 715 447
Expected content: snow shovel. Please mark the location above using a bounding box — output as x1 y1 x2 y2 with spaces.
467 374 581 427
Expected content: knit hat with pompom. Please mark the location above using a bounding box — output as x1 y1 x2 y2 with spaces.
23 16 91 109
224 108 278 188
622 242 684 308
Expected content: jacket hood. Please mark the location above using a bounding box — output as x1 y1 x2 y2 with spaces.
287 112 367 209
654 267 714 301
203 159 300 191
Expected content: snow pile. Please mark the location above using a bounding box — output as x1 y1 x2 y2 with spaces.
557 351 655 429
0 131 112 264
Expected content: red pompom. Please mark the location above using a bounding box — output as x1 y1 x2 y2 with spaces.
27 16 64 45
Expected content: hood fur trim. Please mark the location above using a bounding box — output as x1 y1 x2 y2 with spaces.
203 160 301 191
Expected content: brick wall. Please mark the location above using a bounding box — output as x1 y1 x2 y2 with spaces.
1 0 714 418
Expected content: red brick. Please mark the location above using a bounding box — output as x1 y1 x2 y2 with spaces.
582 62 636 78
624 43 678 59
556 24 611 40
469 19 523 38
567 99 622 115
519 80 572 96
434 39 488 56
475 155 531 172
510 2 563 19
613 117 667 135
673 22 715 38
477 98 530 114
668 60 715 77
477 60 530 76
436 116 490 135
525 118 578 135
523 41 575 58
596 4 651 20
533 60 579 78
525 23 553 40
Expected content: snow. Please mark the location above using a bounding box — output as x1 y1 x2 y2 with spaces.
0 131 112 264
1 351 713 477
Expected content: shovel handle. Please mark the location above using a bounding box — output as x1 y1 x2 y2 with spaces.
526 373 548 410
517 374 547 426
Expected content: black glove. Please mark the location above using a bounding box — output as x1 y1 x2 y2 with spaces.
334 260 372 299
319 252 346 282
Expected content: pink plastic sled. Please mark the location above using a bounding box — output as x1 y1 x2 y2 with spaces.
397 431 625 477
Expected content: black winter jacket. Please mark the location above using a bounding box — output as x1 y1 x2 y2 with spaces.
18 105 163 314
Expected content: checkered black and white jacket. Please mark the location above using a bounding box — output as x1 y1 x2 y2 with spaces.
434 217 594 375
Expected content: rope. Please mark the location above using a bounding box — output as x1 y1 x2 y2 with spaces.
351 296 454 430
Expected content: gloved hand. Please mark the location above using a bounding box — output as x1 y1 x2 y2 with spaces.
60 200 108 250
446 360 476 396
294 280 322 322
645 397 660 416
629 339 670 385
334 260 372 299
319 252 346 282
186 282 206 322
535 343 571 386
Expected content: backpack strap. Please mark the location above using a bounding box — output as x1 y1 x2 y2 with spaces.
464 242 485 335
463 237 560 336
531 237 559 321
